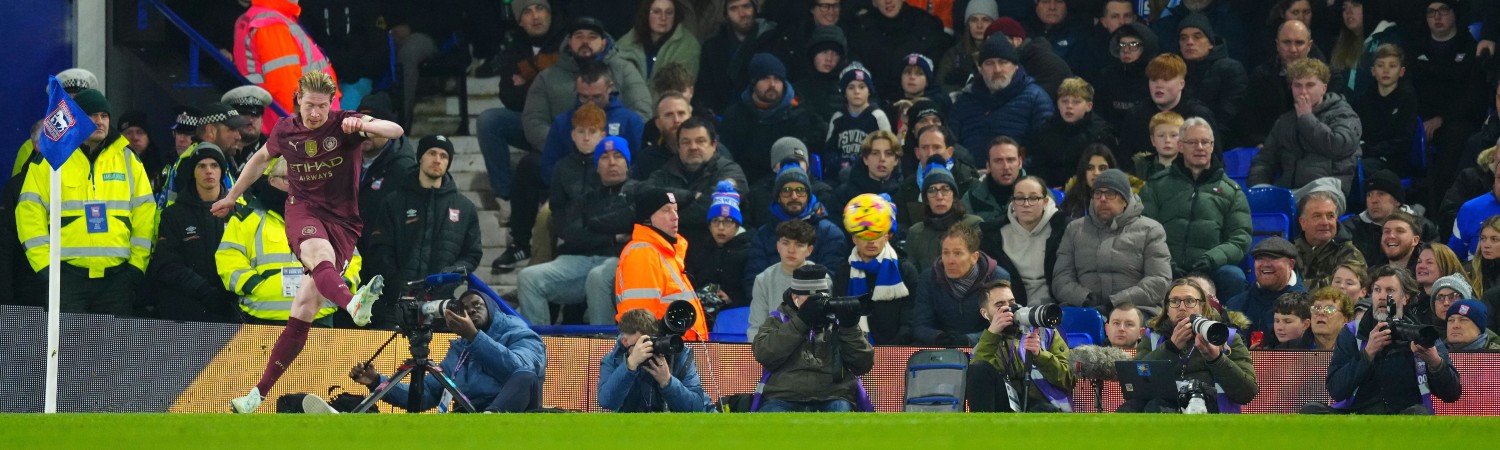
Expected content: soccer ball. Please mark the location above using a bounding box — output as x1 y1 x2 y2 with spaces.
843 193 895 240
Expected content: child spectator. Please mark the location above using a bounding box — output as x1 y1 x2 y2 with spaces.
825 63 892 181
1132 111 1183 180
1355 44 1418 177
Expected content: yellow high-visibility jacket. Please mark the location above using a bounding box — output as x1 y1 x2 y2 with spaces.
16 136 157 277
214 200 360 320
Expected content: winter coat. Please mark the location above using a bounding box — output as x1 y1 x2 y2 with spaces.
539 93 646 186
1355 81 1419 177
1068 24 1116 85
830 256 920 345
522 34 654 150
1450 194 1500 259
617 24 703 88
1030 112 1119 186
684 231 751 309
1137 316 1258 409
752 302 875 405
846 4 954 102
1225 283 1308 339
791 25 850 128
697 19 782 113
896 159 981 233
1439 153 1495 234
1295 237 1367 291
949 67 1055 155
1052 194 1173 315
1139 159 1252 274
550 151 639 257
1118 97 1217 169
743 174 835 231
1182 38 1248 143
492 23 564 112
912 253 1012 346
646 151 749 242
1150 0 1251 64
1095 23 1161 127
1339 206 1440 262
597 341 713 412
1327 315 1461 414
1014 37 1074 101
367 170 483 292
1024 16 1087 62
1239 60 1294 147
356 136 416 282
630 142 677 182
907 213 984 274
743 205 850 292
1249 92 1362 190
961 174 1021 224
972 328 1076 406
149 169 236 323
719 86 825 184
375 295 547 412
1409 30 1484 125
982 199 1068 307
1456 329 1500 351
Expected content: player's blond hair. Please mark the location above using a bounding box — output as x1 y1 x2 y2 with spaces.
293 72 338 114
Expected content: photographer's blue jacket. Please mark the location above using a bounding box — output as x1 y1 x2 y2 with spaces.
1326 317 1461 413
598 340 713 412
376 296 547 412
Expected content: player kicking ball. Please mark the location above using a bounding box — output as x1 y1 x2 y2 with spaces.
212 72 404 413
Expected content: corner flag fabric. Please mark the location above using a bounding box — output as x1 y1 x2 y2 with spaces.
37 76 95 171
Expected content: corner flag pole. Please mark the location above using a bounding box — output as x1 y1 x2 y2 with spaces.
46 163 60 414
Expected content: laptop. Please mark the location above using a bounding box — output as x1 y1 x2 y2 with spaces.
1115 360 1178 403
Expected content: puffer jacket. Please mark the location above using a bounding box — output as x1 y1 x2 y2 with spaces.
752 302 875 405
1139 158 1252 274
375 294 547 412
522 33 653 150
949 67 1055 153
1030 111 1119 186
1052 194 1172 315
549 151 638 257
1136 311 1258 410
149 149 236 322
597 341 713 412
616 24 702 85
982 199 1068 307
1249 92 1362 190
1182 37 1247 143
911 253 1012 346
367 169 483 294
356 136 416 282
846 3 953 102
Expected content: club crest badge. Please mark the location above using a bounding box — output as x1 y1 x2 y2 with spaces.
302 226 317 236
324 136 339 151
43 100 77 142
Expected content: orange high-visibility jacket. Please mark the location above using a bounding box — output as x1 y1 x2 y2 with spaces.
233 0 339 133
615 224 708 340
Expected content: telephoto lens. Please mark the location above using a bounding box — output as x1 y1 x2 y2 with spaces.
1012 304 1062 328
1189 314 1229 346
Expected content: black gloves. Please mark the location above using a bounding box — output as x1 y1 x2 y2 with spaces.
796 297 826 328
835 308 860 329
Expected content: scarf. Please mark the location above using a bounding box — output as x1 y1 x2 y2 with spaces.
847 243 909 301
947 262 981 300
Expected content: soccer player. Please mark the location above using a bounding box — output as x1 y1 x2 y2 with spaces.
213 72 404 413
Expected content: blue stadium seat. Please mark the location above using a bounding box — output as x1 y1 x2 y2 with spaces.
1246 186 1296 218
1471 21 1483 41
1251 213 1291 239
710 307 751 343
1060 307 1105 348
1222 147 1259 187
1051 188 1065 205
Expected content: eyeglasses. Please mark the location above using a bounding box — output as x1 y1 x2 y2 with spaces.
1167 297 1203 307
1181 140 1214 148
1434 292 1464 302
1310 304 1338 315
814 3 840 11
1012 196 1046 206
926 185 954 197
1091 190 1121 200
779 186 808 195
1427 5 1452 17
709 218 738 227
1117 41 1142 49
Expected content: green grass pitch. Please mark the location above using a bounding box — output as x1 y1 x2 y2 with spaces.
2 413 1497 449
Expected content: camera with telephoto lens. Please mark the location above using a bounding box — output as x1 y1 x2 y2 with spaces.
1189 314 1229 346
1382 294 1440 348
805 292 873 327
1009 304 1062 329
394 272 468 333
1176 378 1211 412
646 301 697 356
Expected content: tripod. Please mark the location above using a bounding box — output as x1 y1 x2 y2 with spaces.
352 329 476 413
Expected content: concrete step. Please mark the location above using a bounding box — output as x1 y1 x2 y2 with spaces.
410 116 477 138
449 152 487 174
460 189 500 211
468 76 502 97
412 94 503 118
477 210 507 248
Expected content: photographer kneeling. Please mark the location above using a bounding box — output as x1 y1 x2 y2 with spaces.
1307 266 1461 415
349 291 547 412
966 280 1076 412
752 265 875 412
598 308 713 412
1119 278 1258 413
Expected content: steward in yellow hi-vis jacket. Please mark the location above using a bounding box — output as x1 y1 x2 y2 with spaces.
215 176 361 323
16 89 157 315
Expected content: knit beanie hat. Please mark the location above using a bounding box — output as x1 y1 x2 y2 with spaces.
117 111 148 133
774 165 813 198
1365 169 1406 204
1094 169 1132 205
965 0 1000 21
708 180 743 225
985 17 1027 40
748 53 788 85
977 32 1020 64
839 63 877 99
770 137 810 169
921 154 957 195
511 0 551 17
74 89 110 116
1448 300 1488 332
906 99 943 128
594 135 632 167
790 264 832 294
1177 12 1218 42
902 53 936 82
418 134 455 159
1432 273 1475 300
634 187 678 224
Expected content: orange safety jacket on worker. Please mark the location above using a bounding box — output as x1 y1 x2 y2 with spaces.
233 0 339 134
615 224 708 340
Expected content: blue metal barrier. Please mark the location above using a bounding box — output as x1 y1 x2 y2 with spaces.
137 0 290 118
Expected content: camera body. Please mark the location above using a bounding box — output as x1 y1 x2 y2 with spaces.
394 278 464 333
1176 378 1211 413
646 300 698 356
1382 294 1440 348
1189 314 1229 346
804 292 873 327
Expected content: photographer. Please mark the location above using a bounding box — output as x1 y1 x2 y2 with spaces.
966 280 1076 412
350 291 547 413
752 265 875 412
598 308 713 412
1312 266 1461 414
1120 278 1257 413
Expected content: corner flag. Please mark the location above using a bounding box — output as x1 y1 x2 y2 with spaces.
37 76 95 170
38 75 97 413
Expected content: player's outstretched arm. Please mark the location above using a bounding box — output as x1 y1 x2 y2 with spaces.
211 148 272 218
343 116 403 140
